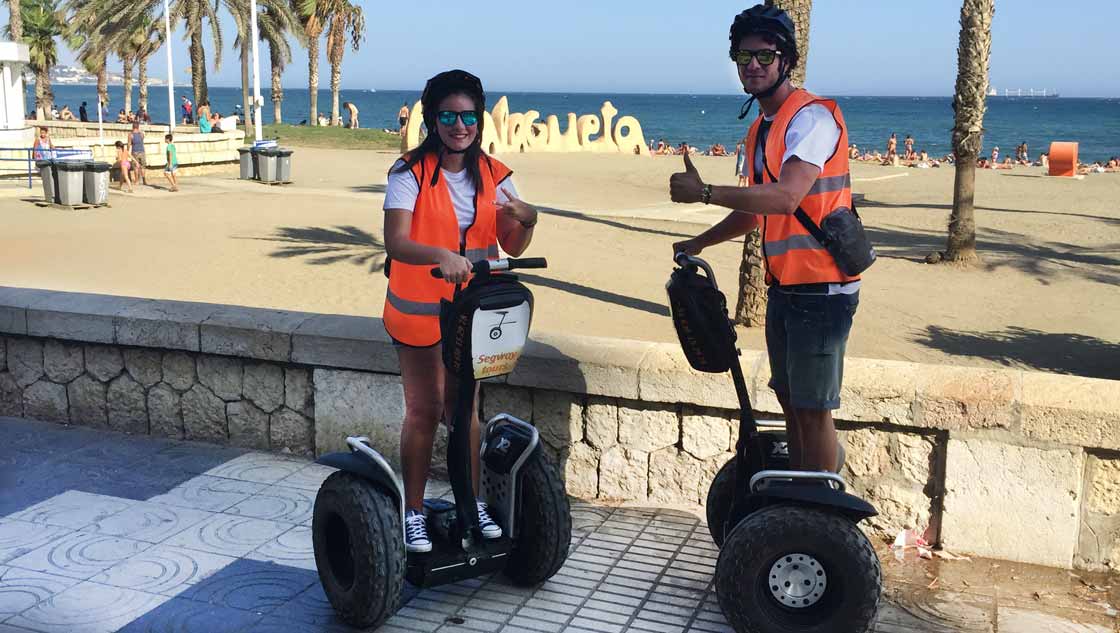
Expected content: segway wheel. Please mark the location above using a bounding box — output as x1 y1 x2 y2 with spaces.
714 505 881 633
504 451 571 585
705 458 736 548
312 471 406 629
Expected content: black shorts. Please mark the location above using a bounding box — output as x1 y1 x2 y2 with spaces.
399 117 407 127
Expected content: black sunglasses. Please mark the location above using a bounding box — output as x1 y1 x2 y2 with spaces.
437 110 479 126
730 48 782 66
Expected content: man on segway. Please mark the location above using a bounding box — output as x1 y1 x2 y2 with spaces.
671 4 867 474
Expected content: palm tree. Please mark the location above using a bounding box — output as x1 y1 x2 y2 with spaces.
128 15 162 115
228 0 297 129
5 0 22 41
322 0 362 125
173 0 222 108
64 0 111 113
259 3 301 124
6 0 62 119
295 0 324 126
734 0 813 327
941 0 994 264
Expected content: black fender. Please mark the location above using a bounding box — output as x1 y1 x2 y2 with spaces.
317 451 403 508
731 484 878 530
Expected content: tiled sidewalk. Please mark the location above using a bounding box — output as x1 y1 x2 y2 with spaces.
0 417 1116 633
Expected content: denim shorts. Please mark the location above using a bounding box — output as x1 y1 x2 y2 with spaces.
765 286 858 410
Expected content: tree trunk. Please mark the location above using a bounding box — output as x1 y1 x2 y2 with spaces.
8 0 21 41
122 57 133 114
765 0 811 87
35 67 51 118
734 229 768 327
189 15 209 107
240 44 250 130
97 60 108 110
330 60 341 126
307 35 319 126
138 56 148 114
270 45 283 124
944 0 994 264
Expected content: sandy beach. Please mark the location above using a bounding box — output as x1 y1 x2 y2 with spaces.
1 149 1117 379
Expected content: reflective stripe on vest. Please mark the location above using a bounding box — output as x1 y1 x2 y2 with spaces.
745 89 860 287
383 152 512 346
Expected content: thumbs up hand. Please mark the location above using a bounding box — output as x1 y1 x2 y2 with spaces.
670 152 705 203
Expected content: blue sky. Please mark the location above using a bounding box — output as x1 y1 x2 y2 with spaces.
42 0 1120 97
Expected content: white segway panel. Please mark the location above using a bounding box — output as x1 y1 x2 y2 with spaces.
471 302 531 379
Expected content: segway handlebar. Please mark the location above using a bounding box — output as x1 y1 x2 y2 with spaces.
673 252 719 290
430 257 548 278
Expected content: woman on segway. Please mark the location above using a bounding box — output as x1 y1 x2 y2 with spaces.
382 69 541 553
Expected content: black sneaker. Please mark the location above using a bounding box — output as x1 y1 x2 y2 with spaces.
476 500 502 539
405 510 432 553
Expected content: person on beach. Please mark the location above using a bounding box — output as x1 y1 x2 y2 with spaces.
886 132 897 160
343 101 360 129
990 146 999 166
196 101 212 133
398 102 410 132
382 70 540 553
79 102 89 122
670 4 859 473
181 96 193 124
735 139 749 186
32 127 54 160
114 141 134 193
128 122 147 186
163 133 179 192
904 134 914 160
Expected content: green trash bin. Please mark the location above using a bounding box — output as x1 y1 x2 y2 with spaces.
55 160 86 206
83 161 111 205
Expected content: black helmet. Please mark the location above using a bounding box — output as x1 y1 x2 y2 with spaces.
729 4 798 67
420 69 486 138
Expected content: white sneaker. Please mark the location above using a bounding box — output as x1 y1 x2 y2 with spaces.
405 510 432 553
476 501 502 539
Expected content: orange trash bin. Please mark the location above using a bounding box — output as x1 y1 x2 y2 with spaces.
1048 141 1078 177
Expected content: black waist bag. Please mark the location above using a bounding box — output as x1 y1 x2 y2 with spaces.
795 204 877 276
666 264 738 373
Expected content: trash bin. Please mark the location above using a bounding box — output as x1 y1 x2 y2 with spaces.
55 160 87 206
276 148 293 183
249 146 262 180
83 161 111 205
238 147 253 180
36 159 56 203
258 148 280 183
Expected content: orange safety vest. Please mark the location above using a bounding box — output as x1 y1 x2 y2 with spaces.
745 88 860 286
383 152 512 346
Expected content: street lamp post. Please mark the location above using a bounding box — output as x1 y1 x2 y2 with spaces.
250 0 262 142
163 0 175 134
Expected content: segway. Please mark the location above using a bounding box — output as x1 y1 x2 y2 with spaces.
667 253 881 633
311 257 571 629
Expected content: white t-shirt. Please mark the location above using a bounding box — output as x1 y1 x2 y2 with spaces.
384 159 518 240
752 104 858 295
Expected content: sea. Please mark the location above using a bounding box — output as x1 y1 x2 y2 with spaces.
40 85 1120 162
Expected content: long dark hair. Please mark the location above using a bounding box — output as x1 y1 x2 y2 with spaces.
393 69 491 190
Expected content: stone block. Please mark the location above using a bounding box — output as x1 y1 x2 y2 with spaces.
271 407 314 457
7 338 44 388
0 372 21 416
123 349 162 387
942 438 1083 568
533 389 584 450
114 299 217 351
26 291 142 344
561 442 599 499
1088 456 1120 516
23 380 67 423
67 374 107 428
228 400 270 450
85 345 124 382
314 369 404 458
618 403 678 453
43 341 83 383
841 428 891 481
863 484 933 541
197 356 243 401
243 363 283 413
481 383 532 423
508 332 652 399
598 445 648 501
107 373 148 434
148 383 183 439
915 366 1020 430
638 343 746 410
284 368 313 416
836 358 920 425
291 315 398 373
162 352 196 391
0 287 50 335
181 384 228 443
1020 372 1120 450
200 306 312 362
893 433 937 488
681 408 732 460
583 397 618 450
649 447 703 504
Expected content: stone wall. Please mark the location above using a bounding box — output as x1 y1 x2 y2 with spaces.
1 286 1118 571
15 120 243 167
